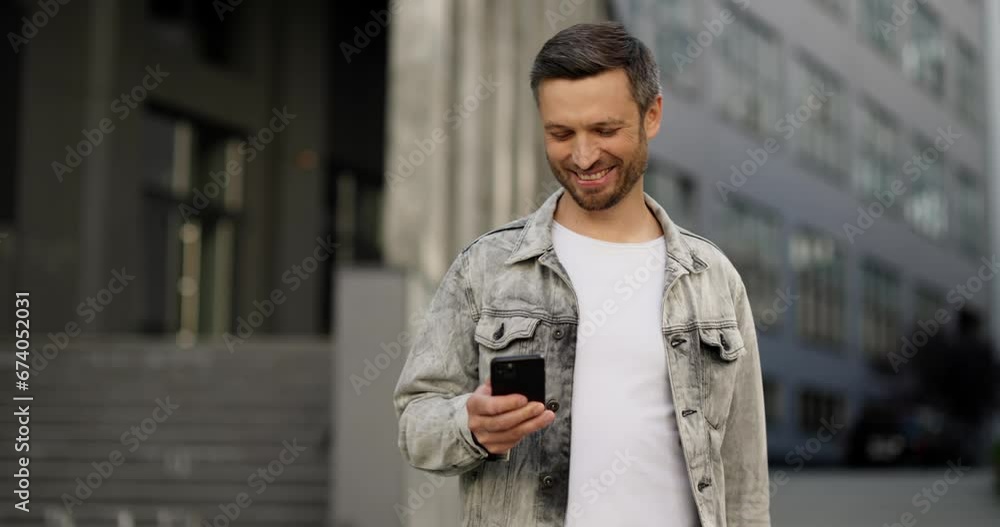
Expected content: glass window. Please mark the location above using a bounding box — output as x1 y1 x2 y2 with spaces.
141 111 245 346
854 100 897 205
859 0 899 60
763 378 784 426
716 198 782 330
956 169 987 257
862 258 900 362
914 285 945 326
797 55 847 180
653 0 700 95
955 37 983 129
902 4 945 97
791 228 844 346
904 136 948 240
646 162 697 229
719 10 781 136
798 387 847 433
148 0 243 69
860 0 946 96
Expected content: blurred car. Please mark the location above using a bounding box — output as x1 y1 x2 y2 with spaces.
845 402 965 466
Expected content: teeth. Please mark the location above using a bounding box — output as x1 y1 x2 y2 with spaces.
578 167 611 181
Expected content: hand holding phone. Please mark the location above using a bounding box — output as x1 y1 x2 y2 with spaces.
466 356 554 456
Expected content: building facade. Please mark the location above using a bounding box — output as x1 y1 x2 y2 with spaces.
612 0 994 462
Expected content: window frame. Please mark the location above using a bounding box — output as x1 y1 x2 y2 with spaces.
791 227 845 348
854 98 899 208
861 257 901 362
718 8 782 137
716 197 784 332
795 52 848 182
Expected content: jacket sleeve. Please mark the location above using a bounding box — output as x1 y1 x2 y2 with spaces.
393 250 490 476
722 279 772 525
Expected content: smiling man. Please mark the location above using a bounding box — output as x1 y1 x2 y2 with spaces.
395 22 770 526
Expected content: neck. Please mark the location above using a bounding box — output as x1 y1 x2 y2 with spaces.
553 182 663 243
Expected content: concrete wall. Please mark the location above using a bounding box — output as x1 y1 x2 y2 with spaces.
331 267 407 527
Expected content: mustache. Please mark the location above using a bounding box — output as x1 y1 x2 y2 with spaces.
565 166 613 175
559 161 620 174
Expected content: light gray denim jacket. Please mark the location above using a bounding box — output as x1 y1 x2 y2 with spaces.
394 187 770 526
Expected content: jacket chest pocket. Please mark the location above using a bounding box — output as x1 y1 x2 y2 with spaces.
699 324 746 430
474 314 543 381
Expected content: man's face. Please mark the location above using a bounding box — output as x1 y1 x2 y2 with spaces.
538 69 662 212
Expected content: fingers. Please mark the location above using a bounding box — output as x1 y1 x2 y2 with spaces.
478 410 556 455
469 380 525 417
489 401 545 432
474 392 528 417
482 410 556 445
495 410 556 444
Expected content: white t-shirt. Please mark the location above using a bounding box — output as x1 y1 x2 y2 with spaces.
552 220 698 527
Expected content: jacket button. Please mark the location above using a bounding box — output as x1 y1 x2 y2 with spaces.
546 399 560 412
553 328 564 339
493 323 505 340
697 479 711 492
670 337 687 348
541 474 555 488
681 409 696 417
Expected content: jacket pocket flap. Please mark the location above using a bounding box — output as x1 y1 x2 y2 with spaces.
699 325 746 361
474 315 541 350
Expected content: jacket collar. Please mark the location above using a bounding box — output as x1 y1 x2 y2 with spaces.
504 186 706 273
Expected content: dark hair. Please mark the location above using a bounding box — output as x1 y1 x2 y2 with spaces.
530 22 661 114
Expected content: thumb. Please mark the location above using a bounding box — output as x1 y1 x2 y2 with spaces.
476 378 492 397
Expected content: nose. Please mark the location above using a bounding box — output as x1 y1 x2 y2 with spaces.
570 136 599 171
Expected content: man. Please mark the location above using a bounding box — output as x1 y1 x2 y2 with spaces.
394 22 770 527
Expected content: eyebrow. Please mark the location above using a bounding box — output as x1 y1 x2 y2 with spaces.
543 118 627 130
592 119 626 127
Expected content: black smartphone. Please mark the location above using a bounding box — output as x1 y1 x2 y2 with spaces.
490 354 545 403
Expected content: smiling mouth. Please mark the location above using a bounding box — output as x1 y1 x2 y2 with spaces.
572 166 616 187
576 166 613 181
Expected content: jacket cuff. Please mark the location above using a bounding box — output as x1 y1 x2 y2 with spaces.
472 433 509 461
453 393 490 460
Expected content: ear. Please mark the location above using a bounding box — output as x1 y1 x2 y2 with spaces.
643 94 663 139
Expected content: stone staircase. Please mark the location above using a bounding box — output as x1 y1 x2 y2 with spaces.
0 339 331 527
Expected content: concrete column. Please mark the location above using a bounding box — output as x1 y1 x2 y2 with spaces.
384 0 459 521
383 0 455 280
454 0 487 246
15 0 92 332
331 267 408 527
515 1 549 216
270 0 330 334
987 0 1000 353
490 0 517 225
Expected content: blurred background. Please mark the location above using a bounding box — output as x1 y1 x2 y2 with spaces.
0 0 998 525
